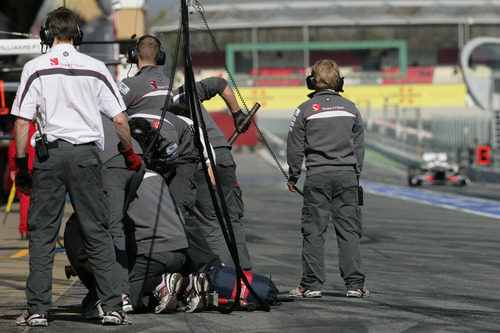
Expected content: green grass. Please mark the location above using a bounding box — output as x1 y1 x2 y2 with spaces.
365 148 406 168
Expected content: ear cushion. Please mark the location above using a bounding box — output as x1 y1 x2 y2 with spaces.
40 25 54 46
306 74 316 90
73 25 83 46
156 49 166 66
127 45 138 64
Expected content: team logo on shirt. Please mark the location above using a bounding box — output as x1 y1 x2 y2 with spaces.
50 58 59 65
150 81 158 89
312 103 321 111
153 121 160 128
118 82 130 95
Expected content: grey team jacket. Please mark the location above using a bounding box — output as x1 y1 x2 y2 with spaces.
174 77 230 149
286 89 365 184
125 170 189 255
118 66 170 115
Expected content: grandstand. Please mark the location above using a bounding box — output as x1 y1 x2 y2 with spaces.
150 0 500 85
148 0 500 171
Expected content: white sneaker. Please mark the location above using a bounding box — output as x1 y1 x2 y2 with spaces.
288 286 322 298
153 272 183 314
16 310 48 326
122 294 134 313
185 273 211 313
101 310 129 325
346 286 370 298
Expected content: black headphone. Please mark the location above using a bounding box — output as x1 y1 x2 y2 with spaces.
40 23 83 47
306 71 344 92
127 35 166 65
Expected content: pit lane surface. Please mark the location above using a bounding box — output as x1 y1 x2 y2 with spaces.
0 149 499 332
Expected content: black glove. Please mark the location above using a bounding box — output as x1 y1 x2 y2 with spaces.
15 156 32 195
233 110 250 134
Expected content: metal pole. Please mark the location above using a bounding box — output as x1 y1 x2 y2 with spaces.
252 27 259 79
303 25 309 70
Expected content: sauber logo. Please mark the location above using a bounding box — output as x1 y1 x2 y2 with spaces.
153 121 160 128
150 81 158 89
312 103 321 111
50 58 58 65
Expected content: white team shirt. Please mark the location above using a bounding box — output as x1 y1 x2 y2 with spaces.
10 44 126 150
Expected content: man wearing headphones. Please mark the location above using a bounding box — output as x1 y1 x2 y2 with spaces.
286 59 368 299
118 35 169 115
12 7 141 326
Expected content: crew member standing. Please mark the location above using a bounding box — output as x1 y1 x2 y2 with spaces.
286 59 369 298
11 7 141 326
174 77 253 270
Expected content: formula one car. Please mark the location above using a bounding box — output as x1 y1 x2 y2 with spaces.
407 152 469 186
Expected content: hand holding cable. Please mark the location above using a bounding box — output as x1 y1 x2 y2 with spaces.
15 156 32 195
121 145 143 171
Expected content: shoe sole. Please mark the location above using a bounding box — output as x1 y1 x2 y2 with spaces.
102 316 128 325
28 319 48 327
185 273 210 313
154 273 182 314
288 292 322 298
346 291 370 298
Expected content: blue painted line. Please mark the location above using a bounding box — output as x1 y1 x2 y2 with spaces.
362 182 500 219
238 177 500 219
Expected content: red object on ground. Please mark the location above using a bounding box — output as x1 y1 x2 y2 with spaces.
210 111 258 147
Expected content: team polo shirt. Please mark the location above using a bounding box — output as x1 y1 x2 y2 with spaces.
11 44 126 150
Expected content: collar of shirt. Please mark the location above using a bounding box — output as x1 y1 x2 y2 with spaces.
308 89 339 99
49 43 76 53
136 65 159 76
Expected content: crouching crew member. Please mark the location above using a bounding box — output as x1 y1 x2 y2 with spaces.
286 59 369 299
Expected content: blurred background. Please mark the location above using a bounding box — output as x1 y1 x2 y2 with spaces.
1 0 500 201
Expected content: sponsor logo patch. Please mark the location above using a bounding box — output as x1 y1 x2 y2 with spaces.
118 82 130 95
153 120 160 128
50 58 58 65
312 103 321 111
150 81 158 89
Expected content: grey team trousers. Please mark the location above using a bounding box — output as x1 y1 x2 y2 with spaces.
26 140 121 314
193 147 252 270
299 170 366 291
102 155 145 298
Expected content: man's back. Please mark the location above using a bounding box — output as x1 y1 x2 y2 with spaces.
119 66 170 115
13 44 124 149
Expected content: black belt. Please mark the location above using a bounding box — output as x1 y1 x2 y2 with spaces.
47 140 96 149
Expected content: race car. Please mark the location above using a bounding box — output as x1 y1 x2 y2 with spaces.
407 152 469 186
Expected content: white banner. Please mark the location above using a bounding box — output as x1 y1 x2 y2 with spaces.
0 39 41 55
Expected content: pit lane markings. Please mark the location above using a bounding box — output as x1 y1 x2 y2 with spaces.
0 249 29 258
362 182 500 219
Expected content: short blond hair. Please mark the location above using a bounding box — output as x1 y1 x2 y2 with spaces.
311 59 342 90
137 36 161 63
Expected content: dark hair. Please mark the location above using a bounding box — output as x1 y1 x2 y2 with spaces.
45 7 79 43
